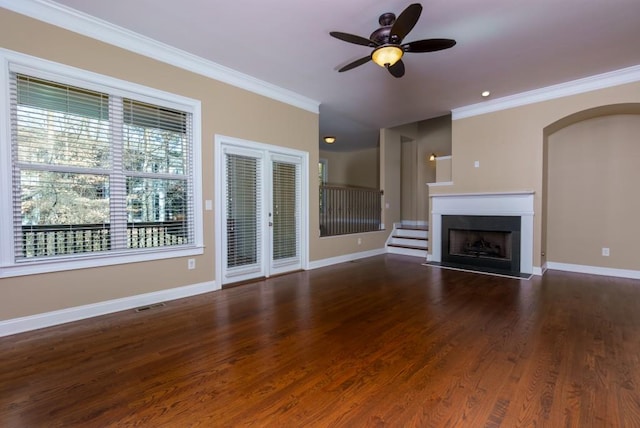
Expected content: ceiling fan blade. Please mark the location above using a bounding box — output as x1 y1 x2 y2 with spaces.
338 56 372 72
389 3 422 43
388 60 405 78
330 31 377 47
403 38 457 53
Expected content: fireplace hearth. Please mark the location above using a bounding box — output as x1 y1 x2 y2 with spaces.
442 215 521 275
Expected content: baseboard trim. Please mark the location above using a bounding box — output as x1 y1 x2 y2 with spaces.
308 248 386 270
0 281 216 337
547 262 640 280
532 265 545 276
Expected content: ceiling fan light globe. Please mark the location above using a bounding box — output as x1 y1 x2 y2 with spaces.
371 45 403 68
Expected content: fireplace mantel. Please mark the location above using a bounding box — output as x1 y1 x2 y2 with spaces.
430 191 535 274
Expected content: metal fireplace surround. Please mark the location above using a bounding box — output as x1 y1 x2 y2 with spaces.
441 215 521 275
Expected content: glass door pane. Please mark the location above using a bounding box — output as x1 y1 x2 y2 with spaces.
224 152 263 279
270 156 301 274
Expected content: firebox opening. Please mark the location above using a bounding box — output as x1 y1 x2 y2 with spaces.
448 229 512 261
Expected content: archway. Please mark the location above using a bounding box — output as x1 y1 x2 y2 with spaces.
542 103 640 273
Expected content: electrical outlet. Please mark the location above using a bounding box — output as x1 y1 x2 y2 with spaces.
357 238 362 245
474 160 480 168
188 258 196 269
602 248 610 257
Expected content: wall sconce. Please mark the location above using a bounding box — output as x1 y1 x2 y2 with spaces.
324 136 336 144
429 153 436 161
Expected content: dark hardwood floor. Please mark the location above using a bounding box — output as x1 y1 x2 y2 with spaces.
2 254 640 427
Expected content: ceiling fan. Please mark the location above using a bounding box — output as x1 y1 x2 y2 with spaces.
330 3 456 78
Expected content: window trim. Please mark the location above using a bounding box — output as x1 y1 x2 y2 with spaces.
0 48 203 278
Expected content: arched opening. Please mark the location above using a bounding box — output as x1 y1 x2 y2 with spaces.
542 103 640 271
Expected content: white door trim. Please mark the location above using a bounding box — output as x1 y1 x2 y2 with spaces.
214 135 309 287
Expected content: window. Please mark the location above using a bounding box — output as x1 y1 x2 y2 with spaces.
0 51 202 277
318 159 328 184
318 159 328 214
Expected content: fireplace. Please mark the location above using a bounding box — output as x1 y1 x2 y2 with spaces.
442 215 521 274
428 191 535 275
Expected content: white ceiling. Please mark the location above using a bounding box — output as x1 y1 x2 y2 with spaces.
43 0 640 151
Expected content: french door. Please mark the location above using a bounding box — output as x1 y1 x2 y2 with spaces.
216 137 306 285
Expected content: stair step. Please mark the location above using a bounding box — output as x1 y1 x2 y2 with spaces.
392 235 428 241
387 245 428 258
390 237 427 248
385 224 429 258
394 229 428 239
387 243 429 251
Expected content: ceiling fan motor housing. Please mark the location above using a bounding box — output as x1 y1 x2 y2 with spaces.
371 13 397 45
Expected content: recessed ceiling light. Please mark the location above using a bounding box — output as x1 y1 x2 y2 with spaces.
323 136 336 144
481 91 491 97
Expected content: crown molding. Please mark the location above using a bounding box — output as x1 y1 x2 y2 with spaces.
452 64 640 120
0 0 320 114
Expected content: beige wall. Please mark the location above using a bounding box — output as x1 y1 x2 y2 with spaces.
431 81 640 270
401 138 418 220
0 9 383 321
435 157 452 183
417 116 452 221
395 115 452 223
380 127 405 229
546 114 640 269
319 147 379 188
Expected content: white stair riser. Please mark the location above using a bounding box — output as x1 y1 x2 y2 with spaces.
390 237 428 248
387 246 428 258
395 229 428 239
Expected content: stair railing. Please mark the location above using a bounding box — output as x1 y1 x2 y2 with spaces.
319 185 382 237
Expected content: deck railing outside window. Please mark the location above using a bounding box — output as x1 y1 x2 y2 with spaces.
320 185 382 237
20 221 187 258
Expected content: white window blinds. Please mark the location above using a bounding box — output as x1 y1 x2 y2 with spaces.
272 161 300 262
225 153 261 269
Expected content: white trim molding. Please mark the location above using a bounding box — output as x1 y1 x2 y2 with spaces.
452 64 640 120
0 0 320 114
430 191 535 274
0 280 216 337
427 181 453 187
547 262 640 280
